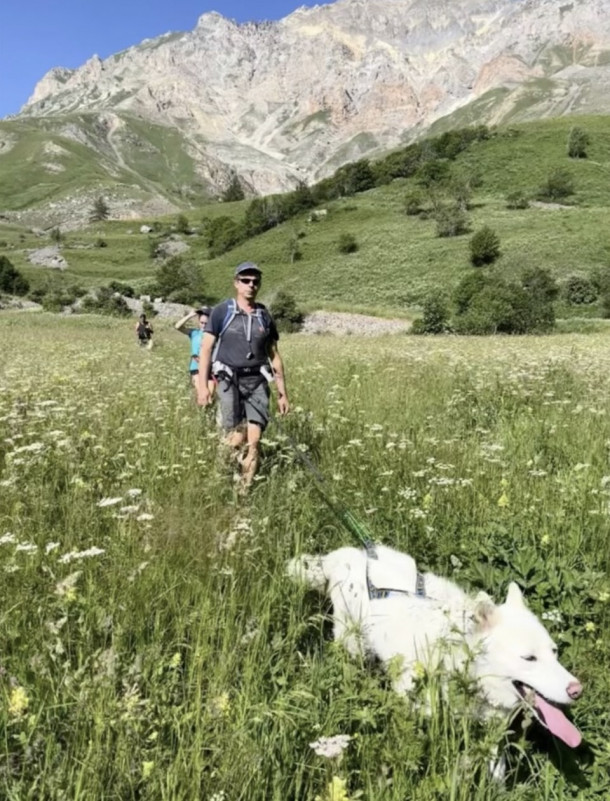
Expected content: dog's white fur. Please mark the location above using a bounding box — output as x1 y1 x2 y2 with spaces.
287 544 580 716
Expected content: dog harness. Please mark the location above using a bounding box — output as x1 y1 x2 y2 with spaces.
364 541 427 601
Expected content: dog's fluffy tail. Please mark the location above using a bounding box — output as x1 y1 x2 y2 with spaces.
286 554 327 592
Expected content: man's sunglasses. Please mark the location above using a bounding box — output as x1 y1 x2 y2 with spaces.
238 277 260 286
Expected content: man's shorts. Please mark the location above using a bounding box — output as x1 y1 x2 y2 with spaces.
217 376 270 431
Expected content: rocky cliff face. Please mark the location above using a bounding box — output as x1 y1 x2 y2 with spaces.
11 0 610 199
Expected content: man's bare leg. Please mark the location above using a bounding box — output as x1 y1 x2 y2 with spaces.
241 423 262 489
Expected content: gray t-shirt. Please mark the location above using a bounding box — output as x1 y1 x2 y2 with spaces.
206 300 279 368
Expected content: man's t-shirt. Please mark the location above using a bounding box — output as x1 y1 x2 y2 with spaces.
187 329 203 372
205 300 279 368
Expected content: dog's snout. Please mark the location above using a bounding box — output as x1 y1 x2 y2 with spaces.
567 681 582 700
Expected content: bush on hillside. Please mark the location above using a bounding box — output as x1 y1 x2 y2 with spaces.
469 225 501 266
453 268 557 334
50 227 62 244
176 214 190 234
81 287 131 317
269 290 305 333
89 196 109 223
338 233 359 254
205 216 244 258
417 159 452 189
108 280 136 298
537 169 575 202
563 275 597 305
0 255 29 296
222 174 245 202
404 190 425 216
95 237 108 248
153 256 207 305
434 203 468 238
505 191 530 210
411 290 451 334
567 126 589 159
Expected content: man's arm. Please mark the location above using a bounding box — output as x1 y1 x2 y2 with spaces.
197 333 216 405
175 310 197 333
268 341 289 415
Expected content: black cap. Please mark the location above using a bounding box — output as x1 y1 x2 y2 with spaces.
234 261 262 278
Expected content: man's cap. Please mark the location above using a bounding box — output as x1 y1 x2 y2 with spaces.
234 261 262 278
196 306 211 316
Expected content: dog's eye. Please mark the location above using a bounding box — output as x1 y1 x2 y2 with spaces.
522 655 537 662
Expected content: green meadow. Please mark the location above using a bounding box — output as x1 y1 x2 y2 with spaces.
1 313 609 799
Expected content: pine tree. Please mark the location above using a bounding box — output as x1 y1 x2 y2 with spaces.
89 196 109 223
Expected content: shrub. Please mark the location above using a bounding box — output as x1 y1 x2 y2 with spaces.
591 267 610 295
0 255 29 296
153 256 207 305
176 214 190 234
338 233 359 254
412 290 450 334
453 268 557 334
506 191 530 210
469 226 501 266
434 204 468 238
205 216 244 258
81 287 131 317
563 275 597 305
221 174 245 202
89 196 109 223
50 227 62 243
416 159 451 189
108 280 136 298
567 126 589 159
94 237 108 248
404 190 424 216
538 169 575 202
269 290 304 333
0 240 7 248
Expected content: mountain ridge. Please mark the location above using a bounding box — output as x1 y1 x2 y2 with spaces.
3 0 610 226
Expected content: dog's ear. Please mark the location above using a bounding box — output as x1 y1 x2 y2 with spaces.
506 582 525 608
473 592 497 630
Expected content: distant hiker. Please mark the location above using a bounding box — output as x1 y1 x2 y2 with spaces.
136 314 154 349
197 262 289 488
175 306 216 398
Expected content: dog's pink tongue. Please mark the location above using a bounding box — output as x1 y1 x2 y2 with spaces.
535 694 582 747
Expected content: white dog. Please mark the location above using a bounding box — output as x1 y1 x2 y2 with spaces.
288 544 582 751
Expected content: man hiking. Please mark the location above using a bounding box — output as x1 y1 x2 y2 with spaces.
135 314 154 349
197 262 289 488
174 306 216 399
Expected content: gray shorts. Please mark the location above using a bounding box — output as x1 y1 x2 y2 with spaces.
217 375 270 431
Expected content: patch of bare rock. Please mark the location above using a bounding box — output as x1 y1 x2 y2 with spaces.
301 311 411 336
27 246 68 270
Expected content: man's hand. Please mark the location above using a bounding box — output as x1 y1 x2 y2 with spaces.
277 394 290 416
198 387 211 407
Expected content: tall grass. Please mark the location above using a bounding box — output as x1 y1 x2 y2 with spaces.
0 315 609 799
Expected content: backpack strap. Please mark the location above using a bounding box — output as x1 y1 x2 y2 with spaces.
212 299 238 361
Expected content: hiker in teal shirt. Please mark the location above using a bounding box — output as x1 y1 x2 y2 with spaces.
175 307 216 400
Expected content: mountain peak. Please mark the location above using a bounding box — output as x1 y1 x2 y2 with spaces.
9 0 610 212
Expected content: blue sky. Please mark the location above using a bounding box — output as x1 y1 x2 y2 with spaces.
0 0 322 118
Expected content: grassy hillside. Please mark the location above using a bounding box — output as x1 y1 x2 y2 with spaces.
0 113 209 212
2 115 610 314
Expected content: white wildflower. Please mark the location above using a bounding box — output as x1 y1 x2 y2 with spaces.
59 547 105 564
0 532 17 545
15 543 37 554
97 497 123 508
309 734 352 759
136 513 154 522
